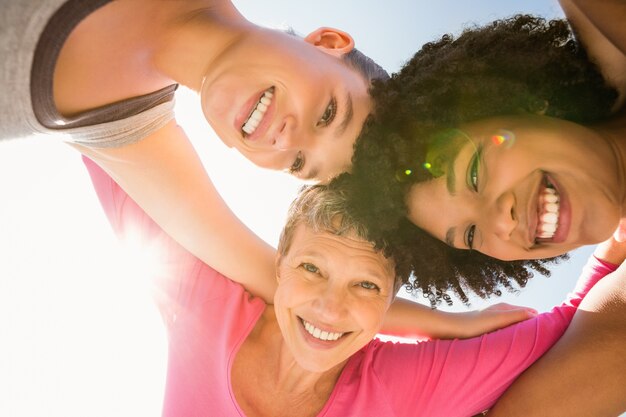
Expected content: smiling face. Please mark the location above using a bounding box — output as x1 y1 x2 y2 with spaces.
273 223 395 372
200 27 372 182
406 115 623 261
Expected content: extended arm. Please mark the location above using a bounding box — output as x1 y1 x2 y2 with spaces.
487 238 626 416
377 252 617 417
559 0 626 109
383 298 536 340
77 124 533 337
75 121 278 302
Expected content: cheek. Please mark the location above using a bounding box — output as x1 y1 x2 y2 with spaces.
201 73 248 114
275 274 309 306
485 147 539 181
238 148 288 170
354 301 389 335
480 241 526 261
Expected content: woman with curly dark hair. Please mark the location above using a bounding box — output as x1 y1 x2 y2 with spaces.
346 8 626 416
347 13 625 306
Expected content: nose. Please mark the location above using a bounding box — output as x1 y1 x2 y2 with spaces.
484 191 518 241
272 115 311 150
311 284 349 322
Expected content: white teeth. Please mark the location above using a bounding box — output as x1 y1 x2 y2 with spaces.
541 212 558 225
544 193 558 203
545 202 559 213
536 183 561 240
242 88 274 136
541 222 557 233
302 319 344 341
249 109 263 122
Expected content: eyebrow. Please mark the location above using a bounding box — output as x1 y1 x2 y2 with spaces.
335 92 354 137
445 145 462 195
436 127 479 196
301 93 354 181
443 136 466 248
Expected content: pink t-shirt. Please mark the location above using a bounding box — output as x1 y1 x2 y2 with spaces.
84 157 615 417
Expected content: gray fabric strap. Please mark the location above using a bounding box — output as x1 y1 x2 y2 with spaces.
30 0 178 130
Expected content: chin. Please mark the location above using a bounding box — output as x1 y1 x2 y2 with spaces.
296 351 349 373
296 357 337 373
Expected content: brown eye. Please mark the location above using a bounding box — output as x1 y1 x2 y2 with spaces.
465 225 476 250
289 152 305 174
467 148 481 192
317 97 337 127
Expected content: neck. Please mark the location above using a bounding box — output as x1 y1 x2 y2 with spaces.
148 0 252 91
259 309 344 407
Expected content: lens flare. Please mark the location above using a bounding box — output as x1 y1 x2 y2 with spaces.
491 129 515 148
395 168 413 182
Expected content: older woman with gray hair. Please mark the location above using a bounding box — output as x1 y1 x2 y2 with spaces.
83 157 622 417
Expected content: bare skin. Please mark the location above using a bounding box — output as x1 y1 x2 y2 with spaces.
230 224 397 417
59 0 533 338
558 0 626 111
487 2 626 414
61 0 280 300
488 238 626 416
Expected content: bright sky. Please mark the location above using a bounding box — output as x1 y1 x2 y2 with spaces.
0 1 604 416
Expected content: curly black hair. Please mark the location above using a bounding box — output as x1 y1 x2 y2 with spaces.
345 15 617 306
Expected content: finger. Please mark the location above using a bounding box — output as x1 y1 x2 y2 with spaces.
494 308 538 326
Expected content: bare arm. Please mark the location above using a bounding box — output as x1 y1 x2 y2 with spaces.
562 0 626 55
75 122 534 337
383 298 537 340
487 238 626 416
75 121 278 303
559 0 626 109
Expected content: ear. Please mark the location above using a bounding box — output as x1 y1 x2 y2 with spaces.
304 27 355 58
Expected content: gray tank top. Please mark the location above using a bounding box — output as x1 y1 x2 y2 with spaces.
1 0 177 148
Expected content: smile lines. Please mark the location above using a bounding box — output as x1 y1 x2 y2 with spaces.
242 87 274 135
301 318 344 341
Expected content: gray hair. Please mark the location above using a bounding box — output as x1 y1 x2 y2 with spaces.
277 182 404 294
277 184 370 256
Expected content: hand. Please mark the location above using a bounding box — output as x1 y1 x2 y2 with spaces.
463 303 538 337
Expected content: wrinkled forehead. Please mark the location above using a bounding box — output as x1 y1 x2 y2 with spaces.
296 223 395 274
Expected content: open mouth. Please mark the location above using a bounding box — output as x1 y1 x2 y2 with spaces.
535 175 560 241
299 317 346 342
241 87 274 136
